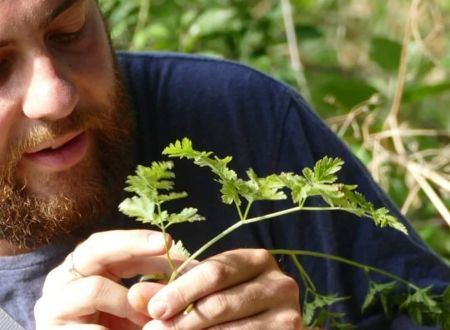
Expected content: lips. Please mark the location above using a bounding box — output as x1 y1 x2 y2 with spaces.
23 132 89 172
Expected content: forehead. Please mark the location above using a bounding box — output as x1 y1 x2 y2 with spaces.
0 0 87 30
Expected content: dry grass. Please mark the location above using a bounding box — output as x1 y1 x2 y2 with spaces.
282 0 449 227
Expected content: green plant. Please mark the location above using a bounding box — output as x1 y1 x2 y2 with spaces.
100 0 450 262
119 138 449 329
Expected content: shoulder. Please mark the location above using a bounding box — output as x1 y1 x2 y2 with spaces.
116 52 311 165
117 51 288 85
116 51 298 103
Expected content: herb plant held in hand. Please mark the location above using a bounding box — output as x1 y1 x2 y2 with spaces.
119 138 449 329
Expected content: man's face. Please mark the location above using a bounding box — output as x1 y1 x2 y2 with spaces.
0 0 132 249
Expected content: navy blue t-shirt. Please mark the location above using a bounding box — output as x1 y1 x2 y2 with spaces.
118 52 449 329
0 52 448 329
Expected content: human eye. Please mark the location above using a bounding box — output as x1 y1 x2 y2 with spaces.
0 57 12 85
49 22 86 44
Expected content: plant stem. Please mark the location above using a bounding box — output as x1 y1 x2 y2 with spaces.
242 201 253 221
244 206 365 224
157 203 177 275
234 202 244 221
271 249 420 290
290 254 317 291
169 219 244 281
171 205 370 280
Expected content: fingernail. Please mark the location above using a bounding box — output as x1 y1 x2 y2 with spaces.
148 300 167 319
147 234 166 251
136 293 148 311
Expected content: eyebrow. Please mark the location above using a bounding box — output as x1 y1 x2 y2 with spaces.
44 0 83 26
0 0 83 48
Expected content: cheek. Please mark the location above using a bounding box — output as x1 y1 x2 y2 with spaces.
73 50 115 106
65 13 115 105
0 99 20 164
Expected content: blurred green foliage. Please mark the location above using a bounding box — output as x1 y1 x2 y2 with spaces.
99 0 450 262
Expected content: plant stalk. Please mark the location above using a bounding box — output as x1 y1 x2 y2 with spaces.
171 205 372 280
271 249 420 290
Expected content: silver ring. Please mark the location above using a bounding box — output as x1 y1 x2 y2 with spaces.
67 251 85 279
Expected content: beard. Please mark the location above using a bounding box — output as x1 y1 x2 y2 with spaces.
0 70 134 250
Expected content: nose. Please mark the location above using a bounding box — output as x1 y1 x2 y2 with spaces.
22 55 79 121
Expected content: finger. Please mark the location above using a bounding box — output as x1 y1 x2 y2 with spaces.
144 307 301 330
204 307 302 330
103 254 190 280
143 270 300 330
43 230 173 295
147 249 278 320
128 282 165 315
109 255 199 280
127 258 202 315
36 276 150 327
71 230 170 276
44 255 178 297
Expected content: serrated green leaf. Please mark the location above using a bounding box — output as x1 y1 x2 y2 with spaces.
362 287 377 313
119 157 203 230
313 309 342 327
401 287 438 310
298 158 356 208
441 286 450 302
154 210 169 226
118 196 155 223
347 190 374 213
313 156 344 183
279 172 310 206
302 297 316 325
162 137 194 157
159 192 189 202
220 182 241 205
399 286 444 325
372 208 408 235
169 240 191 258
238 170 286 203
302 167 315 182
167 207 205 225
303 292 350 326
124 161 176 198
163 138 240 206
362 281 397 312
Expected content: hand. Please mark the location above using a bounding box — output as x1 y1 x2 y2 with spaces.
130 249 302 330
34 229 177 330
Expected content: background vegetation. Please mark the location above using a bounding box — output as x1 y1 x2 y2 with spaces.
99 0 450 262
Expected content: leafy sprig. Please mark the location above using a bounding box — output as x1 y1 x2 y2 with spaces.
119 161 205 229
271 249 450 329
119 138 448 329
163 138 407 234
119 161 203 272
162 138 287 220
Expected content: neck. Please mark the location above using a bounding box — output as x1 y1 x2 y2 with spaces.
0 239 31 256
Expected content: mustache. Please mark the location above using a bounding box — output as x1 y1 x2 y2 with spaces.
24 114 89 150
2 108 93 180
